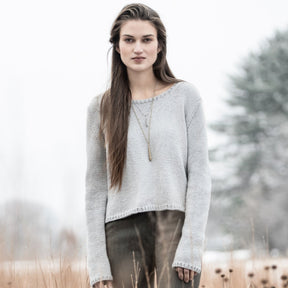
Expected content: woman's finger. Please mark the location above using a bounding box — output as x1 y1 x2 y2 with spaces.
176 267 184 280
176 267 198 282
184 268 190 283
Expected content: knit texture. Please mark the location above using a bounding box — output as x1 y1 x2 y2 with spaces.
85 81 212 287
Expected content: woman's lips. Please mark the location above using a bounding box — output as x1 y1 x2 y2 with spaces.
132 57 145 62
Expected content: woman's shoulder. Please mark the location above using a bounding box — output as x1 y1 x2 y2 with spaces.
175 81 203 123
177 80 201 102
175 80 202 109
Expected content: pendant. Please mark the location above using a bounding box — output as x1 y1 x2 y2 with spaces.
145 117 149 128
148 145 152 161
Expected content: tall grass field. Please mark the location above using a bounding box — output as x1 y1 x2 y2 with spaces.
1 256 287 288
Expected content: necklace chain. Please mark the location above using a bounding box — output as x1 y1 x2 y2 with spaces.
132 98 154 161
131 82 157 161
133 104 149 127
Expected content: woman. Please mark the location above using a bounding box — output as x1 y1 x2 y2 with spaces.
85 3 212 288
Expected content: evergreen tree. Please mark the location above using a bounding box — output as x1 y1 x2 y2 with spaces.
209 27 288 253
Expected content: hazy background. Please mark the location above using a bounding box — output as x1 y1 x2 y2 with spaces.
1 0 288 260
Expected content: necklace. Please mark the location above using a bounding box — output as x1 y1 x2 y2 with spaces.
131 82 157 161
133 104 150 127
132 99 154 161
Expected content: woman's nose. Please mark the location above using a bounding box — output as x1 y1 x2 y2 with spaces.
133 41 143 53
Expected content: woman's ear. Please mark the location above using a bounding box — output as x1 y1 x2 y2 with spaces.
157 45 161 53
116 46 120 53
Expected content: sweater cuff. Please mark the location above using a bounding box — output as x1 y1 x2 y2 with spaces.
90 275 114 287
171 261 202 274
86 251 114 287
172 232 204 273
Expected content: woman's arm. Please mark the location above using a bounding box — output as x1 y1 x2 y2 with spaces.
172 89 212 274
85 95 113 287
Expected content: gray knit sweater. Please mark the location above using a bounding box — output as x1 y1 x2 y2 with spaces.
85 81 212 287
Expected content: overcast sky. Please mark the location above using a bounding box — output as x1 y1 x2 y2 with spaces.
0 0 288 231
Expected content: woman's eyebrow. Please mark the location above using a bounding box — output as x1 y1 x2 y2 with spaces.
122 34 155 37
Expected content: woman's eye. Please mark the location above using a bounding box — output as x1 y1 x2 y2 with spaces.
123 38 152 43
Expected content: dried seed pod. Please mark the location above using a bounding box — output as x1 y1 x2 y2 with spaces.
260 279 268 284
215 268 222 274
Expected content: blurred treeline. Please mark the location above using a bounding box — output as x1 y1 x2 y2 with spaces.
207 26 288 254
0 200 85 261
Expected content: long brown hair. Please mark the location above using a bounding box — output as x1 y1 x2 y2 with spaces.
98 3 182 192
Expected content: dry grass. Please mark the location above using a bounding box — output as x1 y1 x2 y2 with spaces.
1 256 288 288
0 257 89 288
201 257 288 288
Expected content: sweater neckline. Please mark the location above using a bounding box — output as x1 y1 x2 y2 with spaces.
131 81 182 104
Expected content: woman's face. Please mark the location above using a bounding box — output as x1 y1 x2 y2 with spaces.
116 20 161 74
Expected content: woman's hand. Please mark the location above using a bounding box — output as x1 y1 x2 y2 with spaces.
92 280 113 288
175 267 197 283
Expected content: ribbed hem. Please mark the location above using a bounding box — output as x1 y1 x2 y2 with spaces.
90 275 113 287
172 262 202 274
105 204 185 223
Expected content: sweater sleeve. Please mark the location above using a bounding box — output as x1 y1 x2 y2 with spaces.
85 96 113 287
172 96 212 273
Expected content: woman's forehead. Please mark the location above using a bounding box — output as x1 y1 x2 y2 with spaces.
120 20 157 37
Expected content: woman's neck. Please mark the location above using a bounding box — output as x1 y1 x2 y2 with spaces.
128 69 159 99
